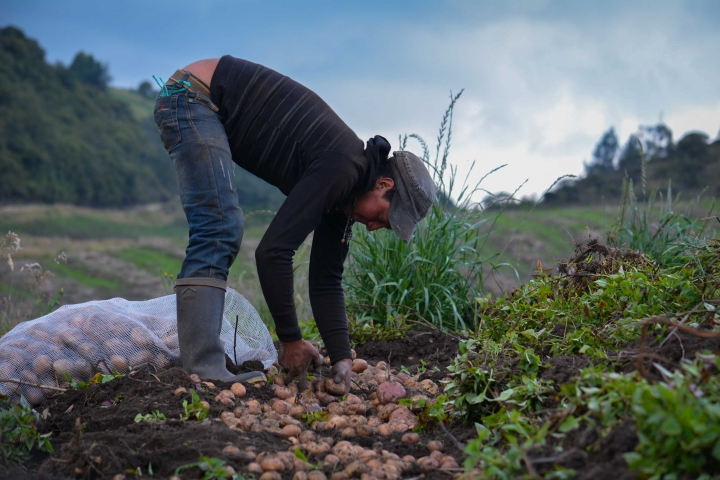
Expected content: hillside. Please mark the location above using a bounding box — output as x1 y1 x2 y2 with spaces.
0 26 285 210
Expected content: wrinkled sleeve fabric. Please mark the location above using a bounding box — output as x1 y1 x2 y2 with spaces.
309 211 352 363
255 156 358 358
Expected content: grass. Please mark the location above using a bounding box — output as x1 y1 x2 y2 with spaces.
119 247 183 279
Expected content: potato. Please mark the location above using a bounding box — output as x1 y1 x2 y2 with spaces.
153 353 171 369
331 441 356 460
22 387 45 406
426 440 444 451
374 371 389 384
344 461 369 478
377 404 398 421
323 454 340 470
230 382 246 397
354 424 374 437
325 377 347 396
347 415 367 428
430 450 444 461
313 378 327 393
128 350 152 367
29 328 53 342
340 427 355 438
272 385 292 399
327 402 344 416
259 472 282 480
439 461 460 470
377 424 392 436
326 416 349 430
377 382 406 405
351 359 368 373
343 403 367 416
52 359 75 377
271 399 291 415
293 461 309 475
130 327 154 348
289 405 306 419
401 433 420 444
260 418 280 429
238 414 258 431
246 400 262 415
329 473 348 480
32 355 53 376
419 379 440 396
76 342 101 361
102 338 125 354
109 355 129 372
305 441 330 455
281 424 301 437
248 462 264 474
417 456 439 473
69 314 85 330
389 406 415 423
59 330 84 348
307 472 327 480
299 430 317 444
161 333 179 350
223 416 240 428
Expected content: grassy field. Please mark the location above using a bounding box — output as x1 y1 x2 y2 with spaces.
2 200 715 333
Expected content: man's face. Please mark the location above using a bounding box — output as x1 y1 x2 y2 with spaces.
348 177 394 232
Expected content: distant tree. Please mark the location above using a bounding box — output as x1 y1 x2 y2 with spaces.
673 132 709 189
617 134 643 182
585 128 619 175
638 123 673 159
137 80 156 99
68 52 110 89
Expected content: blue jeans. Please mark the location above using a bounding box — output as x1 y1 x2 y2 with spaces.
154 92 243 282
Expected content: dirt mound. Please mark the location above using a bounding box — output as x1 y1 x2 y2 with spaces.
353 328 459 373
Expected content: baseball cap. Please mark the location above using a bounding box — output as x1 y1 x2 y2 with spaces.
387 151 436 243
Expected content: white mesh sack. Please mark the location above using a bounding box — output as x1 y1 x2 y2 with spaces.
0 288 276 405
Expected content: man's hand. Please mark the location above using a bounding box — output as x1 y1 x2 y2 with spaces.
329 358 353 394
278 339 323 391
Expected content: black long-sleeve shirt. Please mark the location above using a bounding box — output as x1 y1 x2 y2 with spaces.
210 55 373 363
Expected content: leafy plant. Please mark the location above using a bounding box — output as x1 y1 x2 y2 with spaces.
0 397 53 465
175 456 240 480
345 91 509 331
180 390 209 421
302 409 329 425
134 410 166 423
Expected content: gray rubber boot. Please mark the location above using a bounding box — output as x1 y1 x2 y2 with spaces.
176 279 265 383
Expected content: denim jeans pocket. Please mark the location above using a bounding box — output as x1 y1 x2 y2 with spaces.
154 96 182 152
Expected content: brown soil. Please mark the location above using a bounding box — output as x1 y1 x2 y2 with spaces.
6 323 717 479
353 328 460 373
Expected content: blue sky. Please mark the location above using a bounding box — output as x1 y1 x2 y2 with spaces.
4 0 720 198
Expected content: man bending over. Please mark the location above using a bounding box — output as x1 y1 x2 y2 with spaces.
154 56 435 391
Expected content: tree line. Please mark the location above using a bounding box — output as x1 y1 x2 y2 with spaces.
0 26 284 210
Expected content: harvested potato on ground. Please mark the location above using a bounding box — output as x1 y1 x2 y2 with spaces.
401 433 420 444
331 441 356 460
344 460 369 478
230 382 246 397
419 379 440 396
289 405 306 419
351 359 368 373
308 471 327 480
417 456 439 472
388 406 415 423
281 424 302 437
377 382 406 404
426 440 444 451
326 416 349 430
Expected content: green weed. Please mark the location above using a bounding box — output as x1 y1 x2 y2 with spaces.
180 390 209 421
0 397 53 465
134 410 166 423
175 456 240 479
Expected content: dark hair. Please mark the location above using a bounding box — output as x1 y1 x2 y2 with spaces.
383 187 395 202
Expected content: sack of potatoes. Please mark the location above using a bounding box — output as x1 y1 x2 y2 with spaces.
0 289 276 405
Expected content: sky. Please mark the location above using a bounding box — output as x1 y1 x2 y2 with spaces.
3 0 720 200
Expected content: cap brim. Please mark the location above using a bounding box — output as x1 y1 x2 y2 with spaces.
388 195 417 244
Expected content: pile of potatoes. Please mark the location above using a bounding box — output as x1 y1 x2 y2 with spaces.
0 307 179 405
200 354 461 480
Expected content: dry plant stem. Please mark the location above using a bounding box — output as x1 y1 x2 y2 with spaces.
522 449 540 479
0 377 67 392
439 421 465 451
637 317 720 378
658 299 707 348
